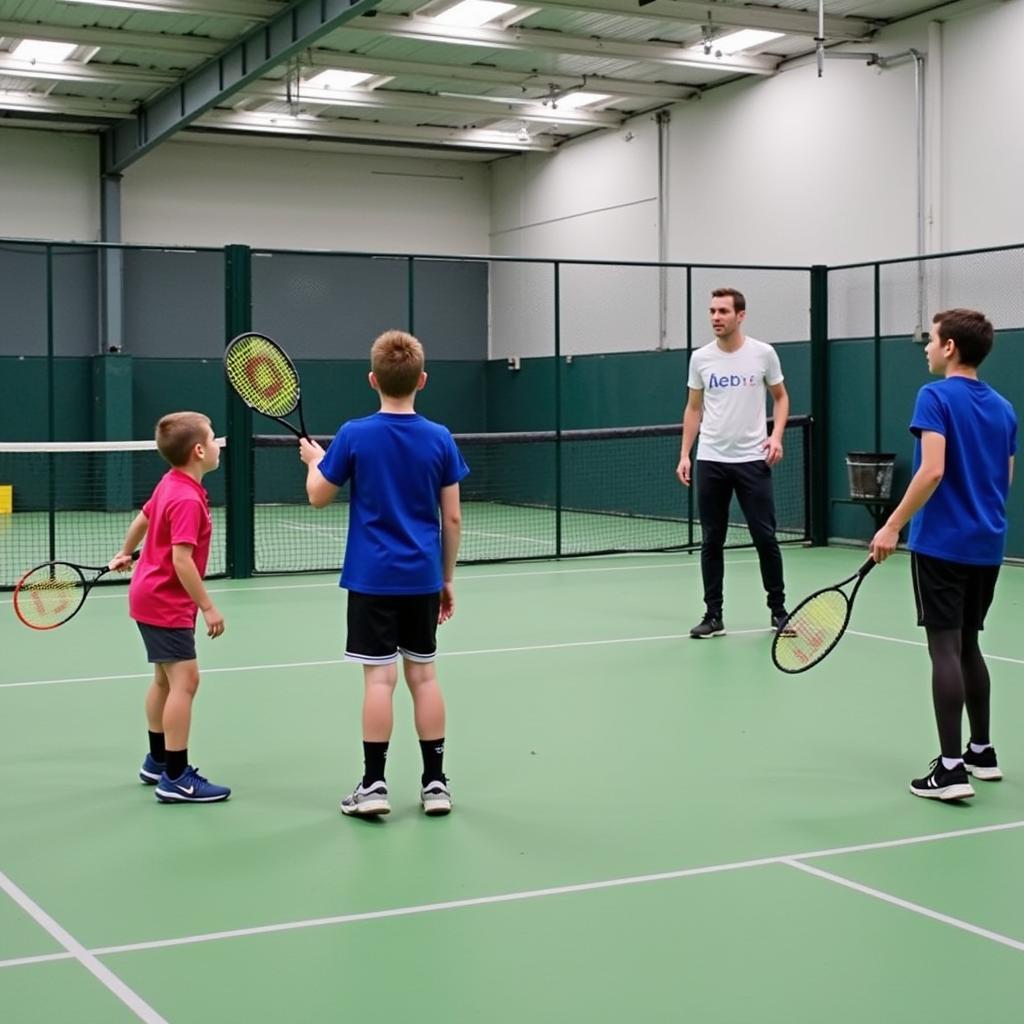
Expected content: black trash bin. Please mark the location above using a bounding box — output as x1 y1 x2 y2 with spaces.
845 452 896 500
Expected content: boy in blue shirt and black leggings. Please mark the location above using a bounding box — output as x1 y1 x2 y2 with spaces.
300 330 468 817
870 308 1017 801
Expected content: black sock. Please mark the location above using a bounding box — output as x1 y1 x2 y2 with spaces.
166 749 188 781
148 731 166 762
362 741 389 787
419 737 445 785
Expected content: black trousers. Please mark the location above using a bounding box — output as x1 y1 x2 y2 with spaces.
696 459 786 617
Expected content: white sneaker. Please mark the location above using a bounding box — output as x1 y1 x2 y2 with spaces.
420 780 452 816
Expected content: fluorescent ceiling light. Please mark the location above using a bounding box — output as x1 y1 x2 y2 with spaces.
692 29 783 54
552 91 610 110
11 39 78 63
431 1 517 28
305 69 375 90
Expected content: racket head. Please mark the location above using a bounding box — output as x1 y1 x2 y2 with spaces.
13 562 89 630
771 587 852 674
225 333 301 419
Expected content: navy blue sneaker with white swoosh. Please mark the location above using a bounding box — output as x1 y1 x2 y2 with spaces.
139 753 166 785
155 766 231 803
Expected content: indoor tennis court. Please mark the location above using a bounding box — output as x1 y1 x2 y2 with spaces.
1 546 1022 1022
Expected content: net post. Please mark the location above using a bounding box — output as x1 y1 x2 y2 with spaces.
810 264 829 547
553 261 562 558
225 244 254 579
91 352 134 514
45 244 56 564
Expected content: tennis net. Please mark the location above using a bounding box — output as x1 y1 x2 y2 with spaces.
0 419 810 587
0 441 228 589
251 417 811 573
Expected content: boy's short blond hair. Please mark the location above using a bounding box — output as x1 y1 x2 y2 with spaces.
155 412 211 467
371 330 424 398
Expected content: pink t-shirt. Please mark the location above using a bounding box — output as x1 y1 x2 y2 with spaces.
129 469 212 629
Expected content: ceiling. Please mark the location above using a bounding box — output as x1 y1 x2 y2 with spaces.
0 0 965 163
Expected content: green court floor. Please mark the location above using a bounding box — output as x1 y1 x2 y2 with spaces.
1 547 1021 1022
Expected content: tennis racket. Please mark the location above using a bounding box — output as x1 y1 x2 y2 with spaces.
224 332 310 440
771 558 877 674
13 552 140 631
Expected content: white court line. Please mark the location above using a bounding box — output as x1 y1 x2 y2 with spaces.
848 629 1024 667
5 619 1018 692
0 627 783 691
784 859 1024 954
0 869 168 1021
1 819 1021 970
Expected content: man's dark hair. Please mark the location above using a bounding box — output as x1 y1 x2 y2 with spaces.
711 287 746 313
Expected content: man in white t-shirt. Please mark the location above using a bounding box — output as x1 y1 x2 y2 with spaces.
676 288 792 638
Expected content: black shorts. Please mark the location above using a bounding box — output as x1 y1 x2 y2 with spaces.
345 591 440 666
911 552 1000 631
136 622 197 663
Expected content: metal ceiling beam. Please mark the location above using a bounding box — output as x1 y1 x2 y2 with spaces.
244 82 624 126
0 91 135 117
0 19 225 56
101 0 382 173
0 57 177 87
346 14 778 74
524 0 879 41
305 50 700 100
57 0 283 18
198 108 556 150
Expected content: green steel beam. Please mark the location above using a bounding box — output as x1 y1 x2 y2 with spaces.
102 0 381 174
225 244 254 579
809 264 829 547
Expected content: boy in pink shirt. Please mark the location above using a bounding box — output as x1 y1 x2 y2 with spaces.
110 411 230 803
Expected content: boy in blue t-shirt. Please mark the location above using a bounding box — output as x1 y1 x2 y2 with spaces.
870 308 1017 801
299 330 469 817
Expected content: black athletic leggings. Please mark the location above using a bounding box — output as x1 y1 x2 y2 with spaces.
926 626 991 758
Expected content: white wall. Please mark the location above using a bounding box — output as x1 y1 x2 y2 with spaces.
123 139 491 253
490 119 660 260
0 131 490 254
939 0 1024 250
0 128 99 241
490 0 1024 267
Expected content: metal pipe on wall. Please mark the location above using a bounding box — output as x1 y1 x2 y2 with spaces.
656 109 671 349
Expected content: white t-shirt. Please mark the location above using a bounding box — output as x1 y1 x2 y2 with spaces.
687 336 784 463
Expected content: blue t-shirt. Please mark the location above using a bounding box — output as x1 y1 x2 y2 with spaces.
907 377 1017 565
318 412 469 595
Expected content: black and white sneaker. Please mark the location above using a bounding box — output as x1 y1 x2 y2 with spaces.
962 744 1002 782
771 611 796 637
909 758 975 801
690 615 725 639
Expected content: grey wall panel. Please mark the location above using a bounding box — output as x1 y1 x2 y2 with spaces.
123 249 225 358
252 252 408 359
411 259 487 360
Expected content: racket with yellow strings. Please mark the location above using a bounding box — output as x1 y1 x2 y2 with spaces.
224 332 310 439
14 552 140 631
771 558 877 673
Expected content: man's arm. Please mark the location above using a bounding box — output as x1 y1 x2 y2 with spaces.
299 438 339 508
869 430 945 562
764 382 789 466
676 388 703 486
438 482 462 624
